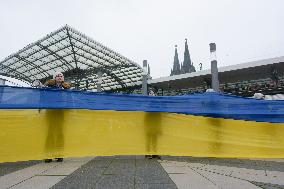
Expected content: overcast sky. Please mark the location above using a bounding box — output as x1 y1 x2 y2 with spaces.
0 0 284 79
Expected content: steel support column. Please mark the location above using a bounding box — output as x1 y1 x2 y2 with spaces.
97 70 103 92
0 78 5 85
209 43 219 92
142 60 148 95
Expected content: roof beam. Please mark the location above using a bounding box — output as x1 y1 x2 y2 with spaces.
7 43 72 72
37 43 73 71
67 25 141 69
66 27 80 89
27 53 74 79
14 54 48 78
70 44 138 84
0 65 32 82
76 60 126 89
2 36 69 68
70 35 129 67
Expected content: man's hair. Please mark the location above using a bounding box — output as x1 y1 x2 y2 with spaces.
53 72 64 79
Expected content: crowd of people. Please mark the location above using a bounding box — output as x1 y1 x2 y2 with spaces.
221 78 284 97
141 77 284 97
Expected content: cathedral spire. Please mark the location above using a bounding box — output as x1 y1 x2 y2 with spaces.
174 45 178 59
171 45 181 76
182 38 195 73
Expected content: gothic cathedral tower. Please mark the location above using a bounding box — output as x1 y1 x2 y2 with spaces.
170 45 181 76
181 39 196 74
171 39 196 76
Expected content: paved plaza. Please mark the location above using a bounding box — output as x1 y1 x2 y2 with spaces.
1 156 284 189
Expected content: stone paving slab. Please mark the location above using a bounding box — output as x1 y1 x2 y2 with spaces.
103 159 136 175
0 162 58 189
248 159 284 163
52 156 177 189
192 164 233 176
186 163 206 169
168 171 219 189
159 161 188 167
229 168 271 184
38 157 92 176
189 161 284 187
266 170 284 179
0 160 40 177
135 183 178 189
51 158 110 189
251 181 284 189
160 160 218 189
11 176 65 189
2 156 284 189
161 157 284 189
162 166 190 174
185 157 284 172
0 158 92 189
95 175 134 189
135 159 174 185
195 168 261 189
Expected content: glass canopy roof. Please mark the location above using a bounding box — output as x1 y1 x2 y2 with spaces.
0 25 144 91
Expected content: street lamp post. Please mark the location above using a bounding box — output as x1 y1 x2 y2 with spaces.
142 60 148 95
209 43 220 92
97 70 102 92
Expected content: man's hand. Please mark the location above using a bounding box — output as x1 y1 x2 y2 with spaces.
62 82 71 89
44 79 56 87
32 80 43 88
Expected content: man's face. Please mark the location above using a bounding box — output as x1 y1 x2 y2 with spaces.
55 73 64 82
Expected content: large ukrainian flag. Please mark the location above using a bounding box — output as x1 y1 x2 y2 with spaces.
0 86 284 163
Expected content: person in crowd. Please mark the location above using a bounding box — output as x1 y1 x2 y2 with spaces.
145 88 162 160
253 93 265 99
44 72 71 89
44 72 71 163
